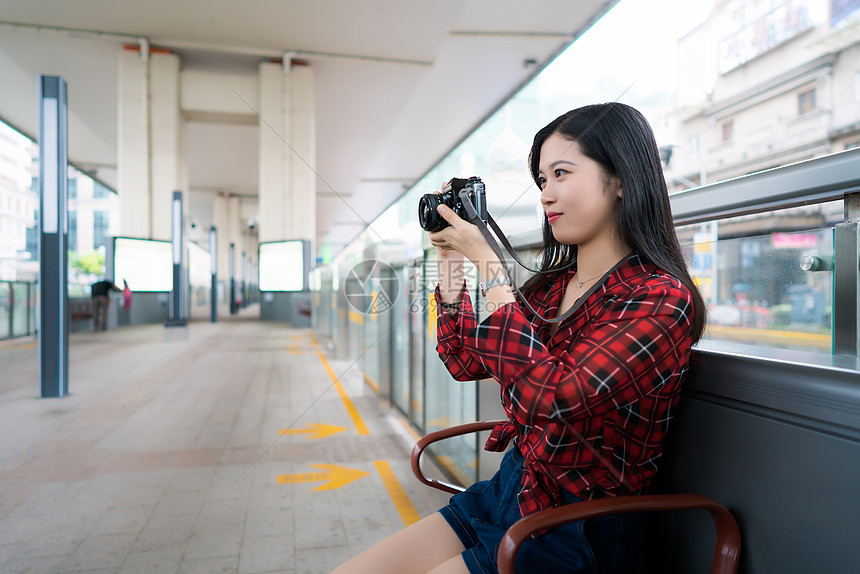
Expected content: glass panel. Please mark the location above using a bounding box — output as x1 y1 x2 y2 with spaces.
682 227 834 353
409 260 424 430
363 303 380 393
391 266 410 415
423 251 478 485
678 201 841 354
0 283 10 339
11 282 30 337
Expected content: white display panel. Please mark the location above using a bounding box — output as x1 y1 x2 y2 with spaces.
188 242 211 288
113 237 173 292
259 241 305 292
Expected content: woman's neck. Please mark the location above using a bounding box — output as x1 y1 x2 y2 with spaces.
575 238 630 282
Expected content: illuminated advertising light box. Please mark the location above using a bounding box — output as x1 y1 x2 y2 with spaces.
113 237 173 292
188 241 212 288
259 240 308 292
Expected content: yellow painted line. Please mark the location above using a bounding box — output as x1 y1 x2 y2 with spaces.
374 460 421 527
364 373 379 395
428 294 437 337
308 334 370 435
707 325 830 348
276 463 369 491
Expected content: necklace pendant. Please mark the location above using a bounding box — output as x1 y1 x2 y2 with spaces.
576 280 583 288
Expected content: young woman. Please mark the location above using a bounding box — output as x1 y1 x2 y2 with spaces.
332 103 706 574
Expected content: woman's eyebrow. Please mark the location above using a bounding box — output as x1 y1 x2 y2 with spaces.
539 159 578 173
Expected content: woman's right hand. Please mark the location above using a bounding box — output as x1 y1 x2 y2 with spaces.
431 181 465 261
431 181 465 307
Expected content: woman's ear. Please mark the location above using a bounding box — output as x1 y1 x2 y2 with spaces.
612 176 623 199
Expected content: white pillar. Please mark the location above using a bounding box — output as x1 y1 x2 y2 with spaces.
228 194 243 277
117 49 150 238
257 60 316 258
117 49 183 241
213 193 231 284
288 64 316 248
150 52 182 242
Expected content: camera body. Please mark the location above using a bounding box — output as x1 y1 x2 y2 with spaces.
418 176 487 232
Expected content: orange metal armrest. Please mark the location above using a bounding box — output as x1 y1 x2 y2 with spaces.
497 493 741 574
410 420 507 495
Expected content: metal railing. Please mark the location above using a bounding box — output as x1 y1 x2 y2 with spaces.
0 280 36 340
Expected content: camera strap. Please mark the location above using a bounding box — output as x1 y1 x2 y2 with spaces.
457 188 623 324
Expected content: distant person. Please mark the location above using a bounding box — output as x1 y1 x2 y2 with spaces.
122 279 133 312
91 278 120 332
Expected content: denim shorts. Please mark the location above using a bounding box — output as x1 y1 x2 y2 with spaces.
438 447 647 574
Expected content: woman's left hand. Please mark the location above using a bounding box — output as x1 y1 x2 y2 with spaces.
427 204 496 266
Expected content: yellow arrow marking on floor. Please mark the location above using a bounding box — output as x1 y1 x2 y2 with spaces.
284 346 311 355
278 423 347 439
276 464 370 491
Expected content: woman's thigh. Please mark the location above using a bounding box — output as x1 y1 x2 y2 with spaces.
331 512 465 574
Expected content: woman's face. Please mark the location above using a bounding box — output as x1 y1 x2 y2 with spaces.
537 133 622 247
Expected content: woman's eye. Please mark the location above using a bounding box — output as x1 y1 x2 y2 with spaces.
537 177 547 188
554 169 566 178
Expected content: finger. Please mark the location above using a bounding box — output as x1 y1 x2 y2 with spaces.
436 203 464 227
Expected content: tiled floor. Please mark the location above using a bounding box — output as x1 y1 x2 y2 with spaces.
0 309 449 574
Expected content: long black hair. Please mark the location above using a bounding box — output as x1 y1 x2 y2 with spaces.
522 102 706 343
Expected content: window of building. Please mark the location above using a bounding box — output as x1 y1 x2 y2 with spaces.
93 210 109 250
68 177 77 200
689 135 699 154
68 211 78 252
722 120 734 143
93 180 112 199
25 223 38 258
798 88 816 115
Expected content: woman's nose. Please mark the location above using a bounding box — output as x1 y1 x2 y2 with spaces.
541 186 555 206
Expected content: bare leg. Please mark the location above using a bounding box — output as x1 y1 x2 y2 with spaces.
427 555 470 574
331 512 465 574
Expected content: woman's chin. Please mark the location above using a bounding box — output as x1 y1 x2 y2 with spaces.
550 229 578 246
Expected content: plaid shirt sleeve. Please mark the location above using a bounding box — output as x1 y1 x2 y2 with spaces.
468 278 694 425
434 283 492 381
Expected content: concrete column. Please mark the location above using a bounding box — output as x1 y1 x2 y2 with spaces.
228 195 243 306
213 193 231 284
288 64 316 248
257 60 316 257
117 49 150 238
117 49 183 241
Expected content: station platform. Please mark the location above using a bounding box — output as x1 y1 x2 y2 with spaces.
0 309 449 574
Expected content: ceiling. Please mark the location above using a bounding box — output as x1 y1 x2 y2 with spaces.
0 0 615 257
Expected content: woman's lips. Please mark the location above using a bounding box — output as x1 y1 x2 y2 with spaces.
546 212 562 223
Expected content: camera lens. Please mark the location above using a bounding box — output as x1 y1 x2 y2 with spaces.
418 193 446 232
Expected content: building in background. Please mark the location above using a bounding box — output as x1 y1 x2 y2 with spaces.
0 124 37 281
666 0 860 188
0 120 120 289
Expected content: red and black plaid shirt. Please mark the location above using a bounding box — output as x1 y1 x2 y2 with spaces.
434 253 695 517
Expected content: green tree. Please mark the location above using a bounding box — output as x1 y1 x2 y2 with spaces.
70 251 105 276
